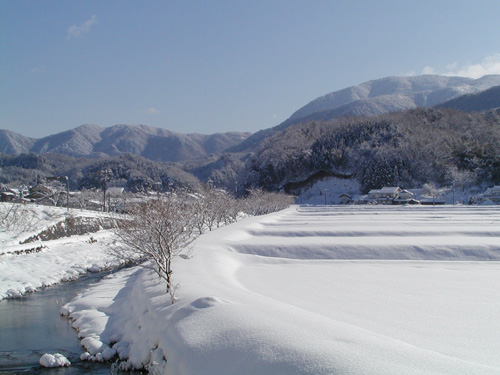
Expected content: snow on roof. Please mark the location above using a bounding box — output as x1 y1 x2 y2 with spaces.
484 186 500 196
369 186 401 194
379 186 400 193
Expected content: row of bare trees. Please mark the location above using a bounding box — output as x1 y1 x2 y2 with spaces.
113 188 295 302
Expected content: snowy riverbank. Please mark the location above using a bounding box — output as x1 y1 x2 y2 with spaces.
0 204 126 300
62 205 500 374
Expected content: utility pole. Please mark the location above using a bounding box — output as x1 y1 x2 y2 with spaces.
66 176 69 211
99 169 111 212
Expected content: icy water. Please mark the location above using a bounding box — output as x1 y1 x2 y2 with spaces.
0 272 113 375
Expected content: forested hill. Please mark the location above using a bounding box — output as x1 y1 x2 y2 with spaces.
229 74 500 153
2 107 500 195
2 74 500 196
245 107 500 193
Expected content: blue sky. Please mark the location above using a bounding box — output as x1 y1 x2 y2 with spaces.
1 1 500 138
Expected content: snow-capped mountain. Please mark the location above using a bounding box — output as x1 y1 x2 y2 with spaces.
289 74 500 121
0 129 36 155
0 124 251 162
230 74 500 153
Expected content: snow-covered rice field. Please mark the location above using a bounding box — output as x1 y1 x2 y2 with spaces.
61 205 500 374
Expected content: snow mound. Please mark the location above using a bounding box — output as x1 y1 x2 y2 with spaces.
39 353 71 367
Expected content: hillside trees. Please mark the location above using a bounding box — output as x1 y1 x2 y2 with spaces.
187 153 246 194
244 108 500 193
76 154 201 192
3 108 499 196
245 122 323 190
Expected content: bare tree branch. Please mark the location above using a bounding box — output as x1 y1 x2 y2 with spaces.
112 192 197 303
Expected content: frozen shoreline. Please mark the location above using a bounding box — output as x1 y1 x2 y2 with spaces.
61 205 500 374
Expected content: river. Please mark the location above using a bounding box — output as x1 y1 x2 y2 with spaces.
0 271 127 375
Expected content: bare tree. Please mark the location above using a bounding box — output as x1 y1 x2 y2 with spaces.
0 202 36 235
191 186 242 233
113 192 198 303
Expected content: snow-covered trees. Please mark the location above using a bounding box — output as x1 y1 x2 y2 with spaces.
191 187 240 233
114 192 197 302
243 189 296 216
245 108 500 193
113 187 295 302
0 202 34 234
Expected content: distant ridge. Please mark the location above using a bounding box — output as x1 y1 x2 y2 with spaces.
0 124 251 162
289 74 500 120
0 130 35 154
230 74 500 153
436 85 500 112
4 74 500 163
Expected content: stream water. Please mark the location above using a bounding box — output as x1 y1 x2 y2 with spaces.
0 272 114 375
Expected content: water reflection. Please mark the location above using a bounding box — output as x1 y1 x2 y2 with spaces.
0 272 112 374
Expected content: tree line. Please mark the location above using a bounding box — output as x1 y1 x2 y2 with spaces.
2 107 500 195
112 187 295 303
245 107 500 193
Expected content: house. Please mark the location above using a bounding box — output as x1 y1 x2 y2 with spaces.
107 187 125 196
338 193 352 205
420 199 445 205
367 187 402 204
368 187 402 200
392 189 419 204
397 189 414 200
1 191 16 202
0 186 19 202
483 186 500 203
366 187 421 205
26 184 53 200
393 198 420 205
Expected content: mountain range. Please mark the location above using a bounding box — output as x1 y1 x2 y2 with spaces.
0 124 251 162
2 74 500 161
1 73 500 194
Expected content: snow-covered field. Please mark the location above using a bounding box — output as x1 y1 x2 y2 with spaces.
60 205 500 375
0 203 126 300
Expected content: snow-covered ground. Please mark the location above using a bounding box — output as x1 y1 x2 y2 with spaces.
297 176 361 205
61 205 500 375
0 203 126 300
